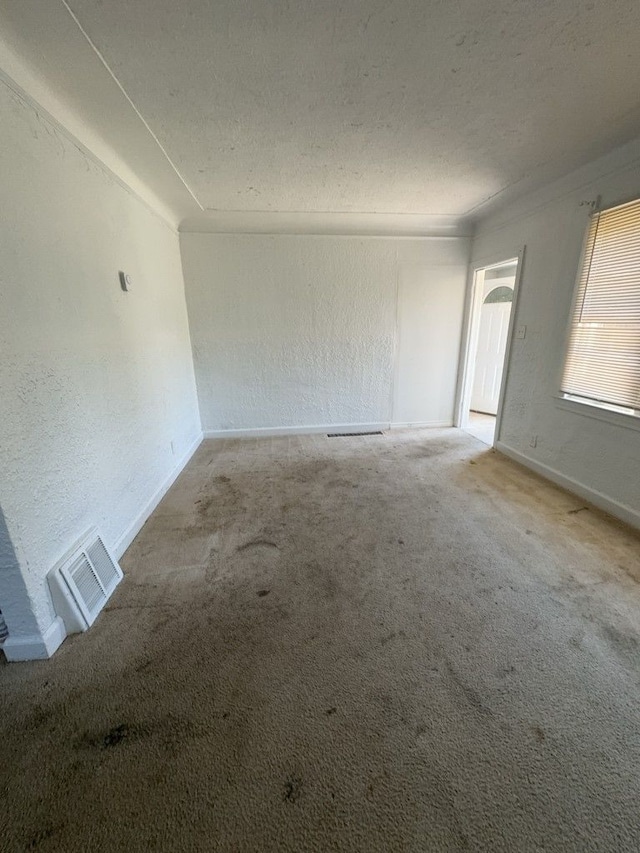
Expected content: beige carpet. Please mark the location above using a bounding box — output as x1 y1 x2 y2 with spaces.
2 429 640 852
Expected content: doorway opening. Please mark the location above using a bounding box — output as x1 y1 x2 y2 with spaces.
456 254 522 447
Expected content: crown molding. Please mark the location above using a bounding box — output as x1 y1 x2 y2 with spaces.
180 210 473 238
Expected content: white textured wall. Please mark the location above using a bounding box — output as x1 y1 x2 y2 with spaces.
0 82 201 648
472 139 640 526
180 234 469 434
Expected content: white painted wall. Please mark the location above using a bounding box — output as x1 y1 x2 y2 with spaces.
180 234 469 435
472 137 640 529
0 81 201 657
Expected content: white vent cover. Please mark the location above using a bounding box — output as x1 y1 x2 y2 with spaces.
48 529 123 633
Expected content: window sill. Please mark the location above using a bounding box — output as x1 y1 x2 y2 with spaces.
554 395 640 433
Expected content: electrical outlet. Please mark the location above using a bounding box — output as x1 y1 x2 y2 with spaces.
529 435 538 448
515 325 527 339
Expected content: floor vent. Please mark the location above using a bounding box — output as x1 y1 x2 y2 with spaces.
48 530 123 633
327 431 384 437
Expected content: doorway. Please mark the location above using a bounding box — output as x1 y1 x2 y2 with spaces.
456 254 522 447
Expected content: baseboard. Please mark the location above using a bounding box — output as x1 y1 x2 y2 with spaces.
203 422 390 439
3 616 66 662
112 432 203 559
495 441 640 531
390 420 453 429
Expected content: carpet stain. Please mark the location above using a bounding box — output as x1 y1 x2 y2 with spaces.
195 495 217 515
77 722 150 751
101 723 136 749
257 588 271 597
366 770 389 800
283 777 303 803
26 823 65 850
380 629 406 646
284 459 330 483
414 445 446 459
26 704 52 729
600 623 640 655
445 660 492 716
78 714 206 753
531 724 546 742
237 539 279 552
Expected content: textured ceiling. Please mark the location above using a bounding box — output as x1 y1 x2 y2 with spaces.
4 1 640 223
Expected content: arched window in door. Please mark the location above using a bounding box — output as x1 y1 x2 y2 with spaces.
484 285 514 304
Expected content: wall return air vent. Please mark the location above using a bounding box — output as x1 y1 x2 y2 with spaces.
48 529 123 634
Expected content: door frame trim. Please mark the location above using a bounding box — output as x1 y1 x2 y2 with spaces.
454 247 525 445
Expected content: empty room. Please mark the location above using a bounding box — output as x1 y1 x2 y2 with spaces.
2 1 640 850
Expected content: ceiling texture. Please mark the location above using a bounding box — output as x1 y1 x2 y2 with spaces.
2 0 640 229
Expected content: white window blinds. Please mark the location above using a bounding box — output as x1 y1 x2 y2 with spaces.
561 197 640 413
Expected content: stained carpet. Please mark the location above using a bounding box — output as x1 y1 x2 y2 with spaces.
1 429 640 851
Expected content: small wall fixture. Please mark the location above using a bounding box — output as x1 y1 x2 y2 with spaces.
119 271 132 292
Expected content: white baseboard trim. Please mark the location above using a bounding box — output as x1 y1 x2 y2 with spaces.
495 441 640 531
203 422 390 439
3 616 66 662
113 432 203 559
390 420 453 429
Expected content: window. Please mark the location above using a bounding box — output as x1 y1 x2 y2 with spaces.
484 286 514 304
561 197 640 417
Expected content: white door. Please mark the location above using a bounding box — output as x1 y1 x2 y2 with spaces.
471 286 513 415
